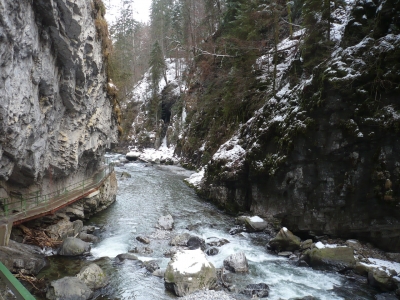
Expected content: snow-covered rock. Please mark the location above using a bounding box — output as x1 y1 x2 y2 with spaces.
164 249 217 297
157 214 174 230
236 215 269 232
268 228 301 252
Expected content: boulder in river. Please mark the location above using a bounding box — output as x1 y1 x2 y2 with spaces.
206 237 230 247
206 247 219 256
223 252 249 273
58 237 90 256
187 236 206 250
143 260 160 273
46 277 92 300
78 232 99 243
164 249 217 297
136 235 151 244
170 233 191 246
240 283 270 298
268 227 301 252
77 263 108 290
129 246 153 254
116 253 139 261
304 246 356 271
158 214 174 230
236 215 269 232
368 268 397 292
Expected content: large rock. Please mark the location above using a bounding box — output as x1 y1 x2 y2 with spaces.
368 268 397 292
46 277 92 300
0 240 46 275
158 214 174 230
77 263 108 290
268 227 301 252
58 237 90 256
236 216 269 232
46 219 75 240
164 249 217 297
305 246 356 271
223 252 249 273
170 233 191 247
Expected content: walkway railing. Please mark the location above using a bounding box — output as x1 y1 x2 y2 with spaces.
0 163 114 219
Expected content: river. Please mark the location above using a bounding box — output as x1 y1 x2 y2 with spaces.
39 154 378 299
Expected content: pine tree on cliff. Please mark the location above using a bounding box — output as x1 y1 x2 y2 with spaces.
149 41 167 94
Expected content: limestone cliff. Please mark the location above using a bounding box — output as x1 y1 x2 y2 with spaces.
0 0 118 197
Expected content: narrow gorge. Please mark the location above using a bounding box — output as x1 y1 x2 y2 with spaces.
1 0 400 299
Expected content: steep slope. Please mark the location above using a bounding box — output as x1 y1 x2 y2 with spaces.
0 0 118 198
184 0 400 251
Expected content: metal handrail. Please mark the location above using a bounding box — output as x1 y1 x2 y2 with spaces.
0 262 35 300
0 163 114 218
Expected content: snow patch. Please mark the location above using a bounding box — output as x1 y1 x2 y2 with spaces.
249 216 265 223
185 168 205 188
171 249 212 274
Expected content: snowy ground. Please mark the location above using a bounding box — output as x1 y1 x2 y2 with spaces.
126 138 178 164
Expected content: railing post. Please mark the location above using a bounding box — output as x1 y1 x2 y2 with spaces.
0 262 36 299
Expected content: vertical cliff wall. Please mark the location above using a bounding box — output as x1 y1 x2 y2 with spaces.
0 0 118 197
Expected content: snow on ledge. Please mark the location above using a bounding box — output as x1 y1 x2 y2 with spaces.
185 168 205 188
212 136 245 169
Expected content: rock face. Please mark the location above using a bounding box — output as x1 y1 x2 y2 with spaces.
269 228 301 252
0 240 46 275
164 249 217 297
58 237 90 256
190 1 400 252
0 0 118 202
46 277 93 300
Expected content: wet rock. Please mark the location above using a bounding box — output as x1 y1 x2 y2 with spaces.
66 205 85 220
0 240 46 275
153 269 165 277
116 253 139 261
368 268 397 292
300 239 313 251
58 237 90 256
46 277 92 300
129 246 153 254
229 226 244 235
268 227 301 252
206 247 219 256
223 252 249 273
143 260 160 273
136 235 151 244
206 237 230 247
170 233 191 247
236 215 269 232
77 263 108 290
278 251 293 257
290 297 316 300
158 214 174 230
164 249 217 297
304 247 356 272
240 283 270 298
187 236 206 250
81 226 96 234
121 171 132 178
78 232 99 243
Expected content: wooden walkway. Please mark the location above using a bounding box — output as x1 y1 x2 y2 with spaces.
0 164 114 246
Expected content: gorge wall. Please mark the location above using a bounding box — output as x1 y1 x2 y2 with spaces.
0 0 118 199
179 0 400 252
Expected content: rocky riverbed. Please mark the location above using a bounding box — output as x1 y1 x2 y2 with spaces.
1 156 400 300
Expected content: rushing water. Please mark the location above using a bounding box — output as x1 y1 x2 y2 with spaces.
39 153 379 300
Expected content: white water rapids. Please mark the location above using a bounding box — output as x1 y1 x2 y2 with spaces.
83 153 376 300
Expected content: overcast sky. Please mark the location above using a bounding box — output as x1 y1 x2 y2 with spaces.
104 0 151 25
